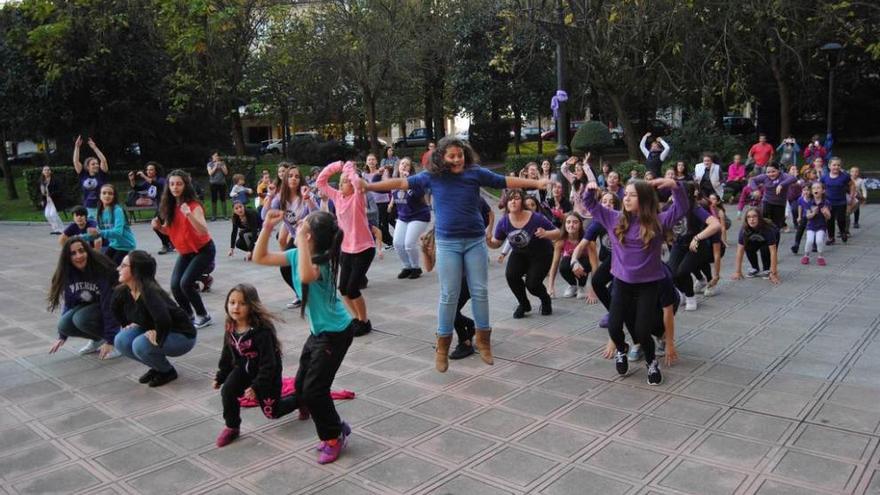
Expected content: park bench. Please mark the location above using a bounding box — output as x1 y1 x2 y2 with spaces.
123 205 158 224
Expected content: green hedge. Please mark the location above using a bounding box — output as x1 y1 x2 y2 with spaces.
613 160 646 181
504 154 548 174
221 155 257 186
23 167 81 210
572 121 613 155
470 121 511 162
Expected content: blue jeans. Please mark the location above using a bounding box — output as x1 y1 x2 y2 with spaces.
170 240 215 317
435 236 490 336
58 304 104 341
114 326 196 373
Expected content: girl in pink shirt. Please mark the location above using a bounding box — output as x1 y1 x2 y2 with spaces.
317 161 376 336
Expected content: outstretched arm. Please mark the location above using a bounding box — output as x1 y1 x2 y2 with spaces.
364 177 408 192
505 176 550 190
253 210 291 267
639 133 650 158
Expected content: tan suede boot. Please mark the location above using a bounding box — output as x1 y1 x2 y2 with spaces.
435 335 452 372
474 330 494 365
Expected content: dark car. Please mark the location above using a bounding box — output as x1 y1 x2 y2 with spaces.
394 128 432 148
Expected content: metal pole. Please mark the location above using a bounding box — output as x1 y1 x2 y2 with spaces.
826 66 834 136
553 0 570 166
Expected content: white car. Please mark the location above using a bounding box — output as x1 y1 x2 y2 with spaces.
345 133 387 147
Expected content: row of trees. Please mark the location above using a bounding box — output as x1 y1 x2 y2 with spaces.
2 0 879 200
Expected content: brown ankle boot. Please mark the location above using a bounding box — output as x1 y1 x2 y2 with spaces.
435 335 452 372
474 330 494 365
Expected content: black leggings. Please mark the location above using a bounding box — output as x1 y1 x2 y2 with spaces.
590 257 613 310
745 242 771 271
668 242 711 297
376 202 393 247
221 366 298 429
210 184 227 218
153 214 172 249
763 203 786 230
828 204 848 240
695 243 725 281
853 206 861 225
609 279 660 363
103 247 129 266
559 256 590 287
279 238 300 298
339 248 375 299
235 232 256 252
171 240 215 317
294 323 354 440
793 216 807 250
505 250 552 306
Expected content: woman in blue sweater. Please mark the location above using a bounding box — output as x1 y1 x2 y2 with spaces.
365 137 549 373
47 238 121 359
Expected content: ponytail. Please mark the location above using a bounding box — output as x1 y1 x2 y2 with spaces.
299 211 345 318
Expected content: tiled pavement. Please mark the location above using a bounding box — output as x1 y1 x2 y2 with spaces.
0 210 879 495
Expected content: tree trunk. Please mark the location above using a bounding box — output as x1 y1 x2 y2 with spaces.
280 106 290 158
423 81 434 141
770 58 791 141
231 108 246 156
537 113 543 155
398 119 406 147
513 104 522 155
432 75 445 140
0 135 18 200
365 89 380 157
609 93 639 160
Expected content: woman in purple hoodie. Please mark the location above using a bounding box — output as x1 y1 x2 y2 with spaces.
748 162 797 230
581 178 687 385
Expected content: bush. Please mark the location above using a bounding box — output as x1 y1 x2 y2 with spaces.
469 120 511 162
504 154 548 175
288 140 355 167
23 167 80 210
667 110 747 165
392 146 425 161
222 155 257 186
571 121 613 155
612 160 647 181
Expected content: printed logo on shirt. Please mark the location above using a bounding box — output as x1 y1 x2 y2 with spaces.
147 185 158 198
672 217 689 239
507 229 532 249
82 177 99 190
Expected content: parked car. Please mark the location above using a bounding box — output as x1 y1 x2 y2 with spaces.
345 133 387 148
540 121 586 141
261 139 282 154
723 116 756 136
520 127 542 141
394 128 432 148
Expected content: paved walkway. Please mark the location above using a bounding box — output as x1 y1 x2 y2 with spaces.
0 210 879 495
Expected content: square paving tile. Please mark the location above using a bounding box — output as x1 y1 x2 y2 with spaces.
538 466 632 495
557 402 632 433
358 452 447 493
649 396 725 426
40 406 114 435
739 389 813 419
162 418 225 451
0 442 70 481
455 377 519 402
699 363 763 386
415 428 497 464
472 446 559 489
136 404 208 432
619 416 699 451
333 398 392 426
689 432 774 469
365 382 434 406
411 394 483 421
658 459 748 495
462 408 538 439
809 402 880 434
771 449 857 491
489 362 554 384
11 463 102 495
127 459 215 495
0 425 42 455
428 475 515 495
590 384 661 411
243 455 333 493
790 424 874 461
322 434 390 470
752 478 831 495
537 372 603 397
516 423 598 458
715 410 794 443
501 389 571 417
65 419 146 455
94 439 177 476
362 412 440 443
200 436 284 471
677 378 745 404
581 440 667 479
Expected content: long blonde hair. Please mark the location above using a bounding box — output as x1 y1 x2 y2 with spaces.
613 180 661 248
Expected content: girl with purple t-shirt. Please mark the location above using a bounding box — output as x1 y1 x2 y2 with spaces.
268 167 316 309
748 162 797 230
72 136 109 219
390 158 432 279
799 182 832 266
581 178 687 386
488 189 559 318
820 157 854 244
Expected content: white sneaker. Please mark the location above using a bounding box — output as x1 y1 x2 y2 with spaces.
103 348 122 359
78 339 104 355
193 314 213 329
563 285 577 298
286 298 302 309
693 279 707 292
685 296 698 311
703 285 715 297
577 286 587 298
677 289 687 308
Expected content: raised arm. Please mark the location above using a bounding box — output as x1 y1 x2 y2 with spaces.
73 135 83 174
364 177 409 193
505 176 550 191
658 138 671 161
658 179 688 229
316 161 343 199
253 210 292 267
88 138 109 173
639 133 650 158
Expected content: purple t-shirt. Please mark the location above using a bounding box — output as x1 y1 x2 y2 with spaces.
671 205 711 246
392 188 431 223
79 170 108 208
738 224 780 246
270 195 311 237
820 172 851 206
494 212 555 254
798 197 830 231
63 220 97 246
749 172 797 206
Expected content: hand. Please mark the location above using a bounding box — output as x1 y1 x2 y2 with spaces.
585 152 591 163
87 137 97 149
243 387 256 400
566 156 577 166
245 252 253 261
144 330 158 346
572 264 586 277
75 135 83 148
709 276 720 287
264 209 284 228
537 178 551 189
87 227 99 236
586 289 598 304
179 203 191 216
535 227 549 239
376 249 384 260
689 237 700 253
751 191 760 199
643 132 652 139
212 380 220 390
776 185 782 196
300 185 311 200
664 341 678 367
49 338 66 354
497 253 506 264
548 287 556 298
602 339 616 359
98 343 115 359
128 171 136 180
151 217 162 230
769 272 780 285
821 207 830 216
228 248 234 257
585 181 599 192
731 272 743 280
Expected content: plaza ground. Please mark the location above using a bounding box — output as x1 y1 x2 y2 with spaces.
0 211 879 494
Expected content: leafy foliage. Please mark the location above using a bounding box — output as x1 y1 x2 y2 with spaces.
571 122 613 155
23 167 79 209
667 111 747 166
470 121 511 163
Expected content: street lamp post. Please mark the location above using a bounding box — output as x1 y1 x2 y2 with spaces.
552 0 570 167
820 42 843 137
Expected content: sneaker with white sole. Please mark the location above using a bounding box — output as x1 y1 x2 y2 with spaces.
685 296 698 311
286 298 302 309
563 285 577 298
615 344 629 375
746 268 759 278
577 286 587 298
103 348 122 359
78 339 104 355
193 314 213 329
703 285 715 297
646 360 662 385
693 278 707 292
627 343 644 362
677 289 687 307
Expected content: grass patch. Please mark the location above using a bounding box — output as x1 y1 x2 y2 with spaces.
0 176 44 221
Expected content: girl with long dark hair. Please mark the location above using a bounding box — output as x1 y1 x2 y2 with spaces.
731 207 781 284
270 166 316 309
91 184 136 265
666 182 721 311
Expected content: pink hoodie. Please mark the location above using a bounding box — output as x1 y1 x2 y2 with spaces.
317 161 375 254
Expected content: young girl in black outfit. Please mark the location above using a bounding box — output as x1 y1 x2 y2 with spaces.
572 192 620 326
214 284 302 447
228 201 262 260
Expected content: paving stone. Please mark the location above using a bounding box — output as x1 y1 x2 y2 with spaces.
676 378 745 404
619 416 699 451
739 389 813 419
411 394 483 421
455 377 519 402
462 408 537 439
557 402 632 433
365 381 434 406
358 452 447 493
689 432 774 469
538 466 632 495
699 363 762 386
649 396 725 426
809 402 880 434
790 424 874 461
362 411 440 443
590 384 662 411
500 389 571 417
94 439 177 476
715 410 794 443
537 372 603 397
135 404 208 432
428 475 515 495
516 423 598 458
416 428 498 464
11 463 102 495
865 469 880 494
658 459 748 495
314 480 379 495
581 440 667 479
243 455 333 494
0 425 42 455
0 442 70 481
752 478 831 495
472 446 559 489
127 459 215 495
65 419 146 454
162 418 226 451
771 449 857 491
200 436 284 471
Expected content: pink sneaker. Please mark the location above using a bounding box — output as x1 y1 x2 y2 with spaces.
800 256 810 265
216 427 239 447
317 422 350 464
817 257 827 266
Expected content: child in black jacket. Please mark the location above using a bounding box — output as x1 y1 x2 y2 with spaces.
214 284 301 447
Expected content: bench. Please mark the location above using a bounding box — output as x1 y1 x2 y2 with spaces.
123 205 158 224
